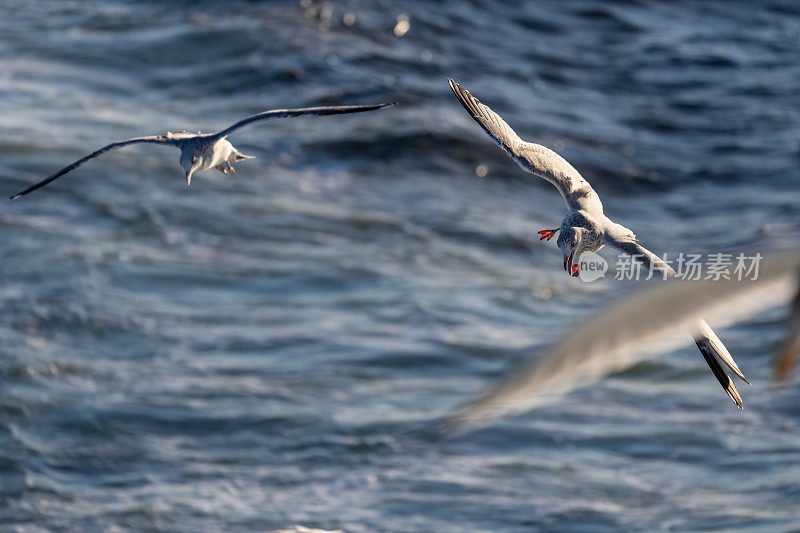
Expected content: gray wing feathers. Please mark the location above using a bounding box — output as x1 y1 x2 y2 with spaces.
448 79 589 200
9 135 178 199
605 236 676 276
213 103 394 139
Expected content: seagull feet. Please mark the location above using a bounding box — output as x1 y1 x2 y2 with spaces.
564 250 579 276
216 163 236 175
538 228 559 241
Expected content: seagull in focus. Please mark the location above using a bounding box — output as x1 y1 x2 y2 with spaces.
446 252 800 431
448 78 749 407
8 102 394 199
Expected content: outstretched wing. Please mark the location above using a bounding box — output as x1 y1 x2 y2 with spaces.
448 78 593 206
212 103 395 139
9 135 180 200
603 227 749 389
604 233 675 275
445 252 800 431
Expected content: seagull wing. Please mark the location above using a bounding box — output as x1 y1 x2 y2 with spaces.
9 135 181 200
448 78 593 208
603 226 750 394
212 103 395 139
603 232 674 274
446 252 800 431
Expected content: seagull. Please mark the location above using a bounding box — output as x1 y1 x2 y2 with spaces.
447 78 749 407
775 282 800 380
446 252 800 431
8 102 394 200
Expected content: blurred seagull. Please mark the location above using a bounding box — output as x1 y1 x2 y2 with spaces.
8 102 394 199
446 252 800 431
448 78 749 407
775 283 800 380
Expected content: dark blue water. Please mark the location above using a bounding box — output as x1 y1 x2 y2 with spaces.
2 1 800 531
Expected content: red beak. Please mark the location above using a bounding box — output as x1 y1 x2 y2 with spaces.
565 250 575 273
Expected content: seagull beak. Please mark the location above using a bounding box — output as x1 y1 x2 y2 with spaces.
185 168 195 186
565 250 575 274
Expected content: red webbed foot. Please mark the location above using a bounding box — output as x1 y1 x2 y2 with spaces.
538 228 559 241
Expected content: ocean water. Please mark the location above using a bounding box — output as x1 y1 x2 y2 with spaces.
1 1 800 531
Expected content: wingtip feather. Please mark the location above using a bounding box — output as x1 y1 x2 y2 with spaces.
447 78 487 123
725 378 744 409
696 336 746 408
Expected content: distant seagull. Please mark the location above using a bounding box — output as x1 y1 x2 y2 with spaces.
8 103 394 200
446 252 800 431
448 78 749 407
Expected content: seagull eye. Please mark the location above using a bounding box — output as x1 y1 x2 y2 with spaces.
191 156 198 164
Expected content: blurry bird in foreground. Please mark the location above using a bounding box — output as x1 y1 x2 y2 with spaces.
448 78 748 408
8 103 394 199
775 285 800 380
446 252 800 432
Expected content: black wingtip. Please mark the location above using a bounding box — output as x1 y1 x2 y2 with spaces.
696 337 745 409
448 78 468 98
347 102 396 112
447 77 459 94
9 188 31 200
447 78 477 107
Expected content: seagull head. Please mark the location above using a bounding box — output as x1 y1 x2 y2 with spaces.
180 152 203 186
557 227 585 277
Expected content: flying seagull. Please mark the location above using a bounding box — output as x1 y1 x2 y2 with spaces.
446 252 800 431
8 102 394 200
447 78 749 407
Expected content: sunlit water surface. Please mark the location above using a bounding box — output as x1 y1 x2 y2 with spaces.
1 1 800 531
